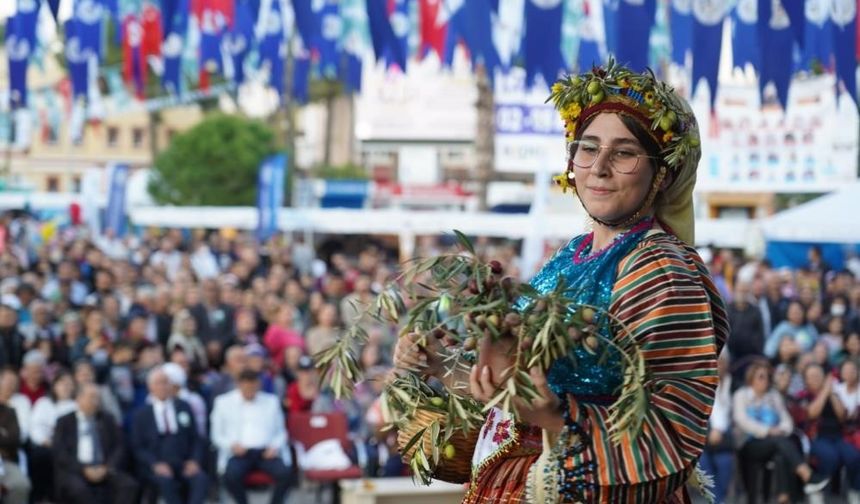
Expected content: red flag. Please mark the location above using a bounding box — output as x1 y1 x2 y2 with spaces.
142 3 163 59
122 16 147 99
419 0 446 60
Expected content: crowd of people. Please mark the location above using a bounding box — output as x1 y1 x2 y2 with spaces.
704 246 860 504
0 214 439 504
1 210 860 504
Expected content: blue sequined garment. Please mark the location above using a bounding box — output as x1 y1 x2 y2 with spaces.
526 220 654 401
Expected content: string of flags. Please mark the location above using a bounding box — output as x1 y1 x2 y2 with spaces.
3 0 860 127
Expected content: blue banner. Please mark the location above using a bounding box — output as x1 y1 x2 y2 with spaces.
614 0 655 72
105 164 130 237
366 0 406 68
801 0 832 69
831 0 857 101
162 0 189 93
256 154 287 242
6 17 32 109
692 0 725 108
732 0 759 71
443 0 501 73
226 0 255 85
758 0 795 109
292 0 319 51
73 0 106 60
603 0 618 56
388 0 411 70
293 54 311 103
64 20 91 99
317 0 342 76
15 0 41 49
523 0 565 87
259 0 285 95
340 53 363 93
670 0 692 65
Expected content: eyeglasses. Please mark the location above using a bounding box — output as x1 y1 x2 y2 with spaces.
568 140 658 175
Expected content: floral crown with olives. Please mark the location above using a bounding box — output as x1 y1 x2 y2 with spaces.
547 59 700 192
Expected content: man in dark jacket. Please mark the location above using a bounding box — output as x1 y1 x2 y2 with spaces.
0 304 24 369
728 281 766 392
190 279 235 347
0 402 30 503
53 383 137 504
131 367 208 504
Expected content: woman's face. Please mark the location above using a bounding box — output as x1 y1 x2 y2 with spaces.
751 368 771 395
846 334 860 356
804 365 825 393
787 302 804 325
841 361 859 386
54 375 74 401
572 113 656 224
182 316 196 336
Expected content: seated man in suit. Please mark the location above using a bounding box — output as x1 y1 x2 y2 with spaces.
53 383 137 504
132 366 208 504
211 369 294 504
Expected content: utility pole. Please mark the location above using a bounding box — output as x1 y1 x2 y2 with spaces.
474 64 495 211
283 33 298 207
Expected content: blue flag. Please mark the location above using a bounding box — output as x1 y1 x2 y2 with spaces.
831 0 857 101
732 0 759 71
292 0 319 51
15 0 41 49
523 0 565 87
614 0 655 71
160 0 178 38
162 0 189 93
603 0 618 55
317 0 342 76
6 16 32 109
801 0 832 69
226 0 255 84
443 0 501 73
64 20 91 100
256 154 287 242
758 0 795 109
72 0 107 60
293 54 311 103
259 0 286 96
47 0 62 21
388 0 411 70
340 52 363 93
692 0 726 108
670 0 692 65
366 0 406 68
105 164 130 237
576 0 604 71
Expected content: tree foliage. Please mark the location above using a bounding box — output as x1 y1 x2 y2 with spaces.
148 114 278 206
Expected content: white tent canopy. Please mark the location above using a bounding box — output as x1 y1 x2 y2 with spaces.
761 182 860 244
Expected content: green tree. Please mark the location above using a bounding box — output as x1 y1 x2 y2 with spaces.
148 114 278 206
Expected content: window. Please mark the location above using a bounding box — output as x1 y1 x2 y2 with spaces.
72 176 82 193
132 128 145 148
46 176 60 192
107 127 119 148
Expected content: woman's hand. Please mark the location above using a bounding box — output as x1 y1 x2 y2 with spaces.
469 335 565 433
393 332 447 377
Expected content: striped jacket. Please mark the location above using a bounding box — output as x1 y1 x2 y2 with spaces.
557 231 729 502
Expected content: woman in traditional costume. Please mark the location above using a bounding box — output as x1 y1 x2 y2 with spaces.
395 61 729 503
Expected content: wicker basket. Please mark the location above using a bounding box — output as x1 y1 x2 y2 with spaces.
397 409 478 484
